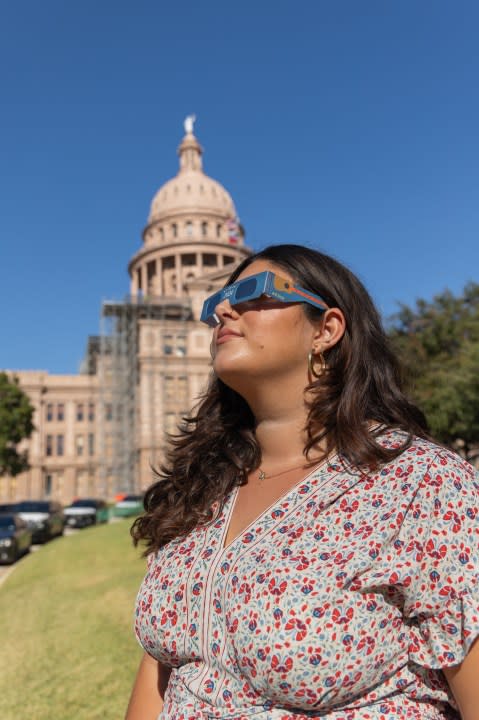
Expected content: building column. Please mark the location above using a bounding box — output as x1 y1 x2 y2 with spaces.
175 254 183 295
159 259 166 297
131 269 138 296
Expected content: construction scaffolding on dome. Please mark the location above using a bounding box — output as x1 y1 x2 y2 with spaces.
97 295 193 497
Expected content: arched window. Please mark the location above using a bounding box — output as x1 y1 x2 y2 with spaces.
186 221 193 237
201 221 208 237
159 227 164 241
172 223 177 238
216 223 222 238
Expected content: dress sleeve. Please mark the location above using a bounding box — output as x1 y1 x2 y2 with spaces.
391 449 479 669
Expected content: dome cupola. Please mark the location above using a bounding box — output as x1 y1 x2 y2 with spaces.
147 116 237 225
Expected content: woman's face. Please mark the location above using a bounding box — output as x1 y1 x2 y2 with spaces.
211 260 322 392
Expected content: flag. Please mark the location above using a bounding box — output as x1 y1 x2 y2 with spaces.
227 217 241 244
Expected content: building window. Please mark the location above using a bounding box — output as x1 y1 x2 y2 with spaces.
176 335 187 356
202 253 217 267
147 261 156 293
216 223 222 238
159 227 164 241
223 255 235 265
44 474 53 498
105 403 113 421
163 333 187 356
88 403 95 422
185 221 193 237
172 223 177 238
162 255 175 270
88 433 95 457
56 435 64 457
164 334 174 355
181 253 196 266
201 221 208 237
164 376 188 403
76 435 84 456
46 404 53 422
76 403 84 422
46 435 53 457
136 268 142 291
57 403 65 421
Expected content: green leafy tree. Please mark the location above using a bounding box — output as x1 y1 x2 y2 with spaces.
389 282 479 460
0 372 35 476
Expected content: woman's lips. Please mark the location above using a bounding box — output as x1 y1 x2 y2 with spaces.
216 329 242 344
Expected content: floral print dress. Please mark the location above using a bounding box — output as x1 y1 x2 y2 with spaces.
135 432 479 719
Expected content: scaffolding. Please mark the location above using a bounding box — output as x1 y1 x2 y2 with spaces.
98 295 193 497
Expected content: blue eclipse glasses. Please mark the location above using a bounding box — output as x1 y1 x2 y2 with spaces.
200 271 329 327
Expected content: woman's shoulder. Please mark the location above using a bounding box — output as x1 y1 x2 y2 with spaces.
378 427 479 489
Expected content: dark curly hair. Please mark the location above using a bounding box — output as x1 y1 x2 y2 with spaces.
131 244 429 554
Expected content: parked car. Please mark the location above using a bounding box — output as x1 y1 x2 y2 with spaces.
14 500 65 543
64 498 109 528
113 494 144 518
0 513 32 563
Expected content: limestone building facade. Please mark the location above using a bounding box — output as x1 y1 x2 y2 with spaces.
1 120 251 503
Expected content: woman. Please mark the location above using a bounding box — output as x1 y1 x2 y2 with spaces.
126 244 479 720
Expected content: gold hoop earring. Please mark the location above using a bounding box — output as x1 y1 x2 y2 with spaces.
308 350 326 379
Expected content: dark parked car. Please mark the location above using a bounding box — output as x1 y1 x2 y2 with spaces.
64 498 109 528
14 500 65 543
0 503 16 512
0 513 32 563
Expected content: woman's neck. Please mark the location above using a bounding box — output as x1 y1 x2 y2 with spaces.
253 403 312 469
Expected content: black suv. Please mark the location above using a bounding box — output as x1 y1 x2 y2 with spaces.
0 513 32 563
13 500 65 543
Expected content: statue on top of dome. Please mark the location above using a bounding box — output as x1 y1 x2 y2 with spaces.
184 114 196 135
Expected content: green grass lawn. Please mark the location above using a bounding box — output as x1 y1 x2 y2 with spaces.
0 520 147 720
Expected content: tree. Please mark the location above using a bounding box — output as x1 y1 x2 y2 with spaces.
388 282 479 461
0 372 35 476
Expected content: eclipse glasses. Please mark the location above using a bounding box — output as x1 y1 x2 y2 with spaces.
200 271 329 327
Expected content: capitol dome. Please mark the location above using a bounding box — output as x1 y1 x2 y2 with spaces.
148 126 237 223
128 118 249 301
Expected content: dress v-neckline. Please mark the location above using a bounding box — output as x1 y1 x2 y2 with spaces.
220 455 338 552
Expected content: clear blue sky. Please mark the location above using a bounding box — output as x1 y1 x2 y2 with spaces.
1 1 478 374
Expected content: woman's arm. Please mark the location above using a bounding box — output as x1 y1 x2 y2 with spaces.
443 638 479 720
125 652 172 720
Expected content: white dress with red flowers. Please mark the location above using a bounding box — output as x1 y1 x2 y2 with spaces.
134 432 479 719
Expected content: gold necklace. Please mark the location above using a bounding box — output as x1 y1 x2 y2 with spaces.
258 459 324 482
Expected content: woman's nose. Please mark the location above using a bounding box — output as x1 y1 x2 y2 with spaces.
215 298 239 322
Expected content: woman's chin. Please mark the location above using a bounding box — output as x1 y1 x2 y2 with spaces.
214 358 254 389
